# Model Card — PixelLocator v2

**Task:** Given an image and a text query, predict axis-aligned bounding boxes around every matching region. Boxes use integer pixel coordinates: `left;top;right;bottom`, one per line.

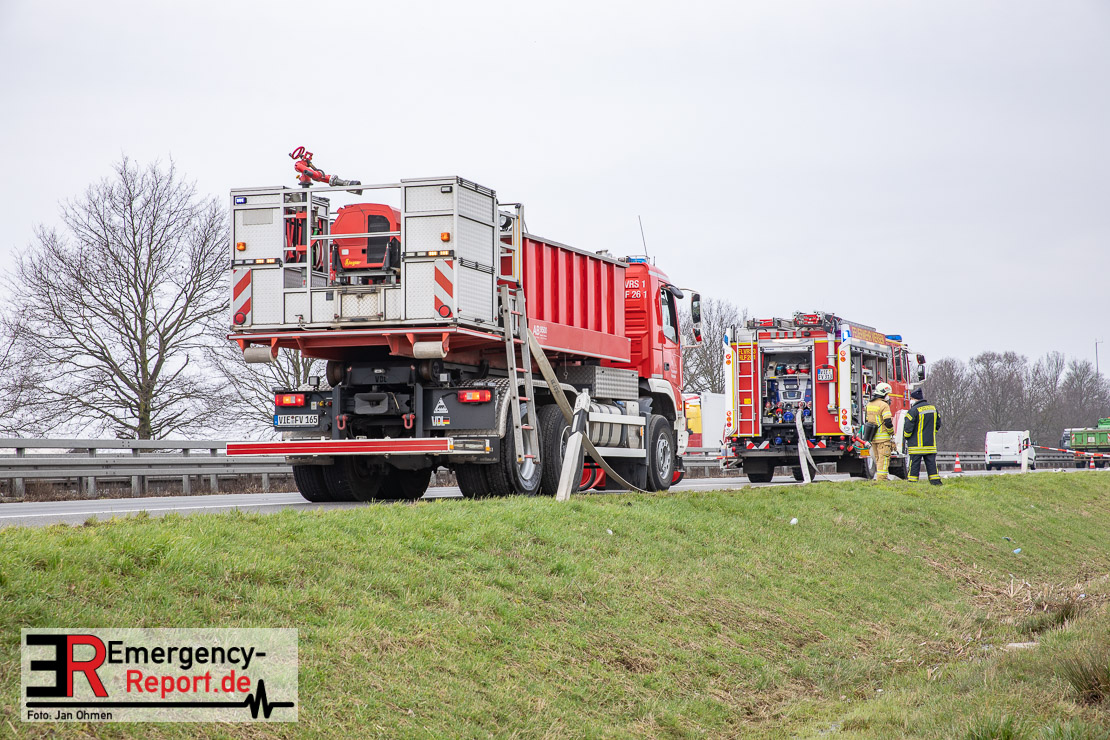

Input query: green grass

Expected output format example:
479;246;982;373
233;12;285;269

2;473;1110;738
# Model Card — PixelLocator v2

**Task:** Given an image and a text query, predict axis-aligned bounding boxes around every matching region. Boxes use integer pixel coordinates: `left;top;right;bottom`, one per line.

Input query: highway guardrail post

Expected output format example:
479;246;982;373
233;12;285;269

182;448;191;495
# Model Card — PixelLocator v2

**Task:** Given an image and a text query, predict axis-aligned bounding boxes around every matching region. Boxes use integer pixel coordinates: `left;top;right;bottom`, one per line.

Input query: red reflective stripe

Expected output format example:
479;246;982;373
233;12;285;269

227;439;453;456
238;297;251;316
233;271;251;298
434;263;454;296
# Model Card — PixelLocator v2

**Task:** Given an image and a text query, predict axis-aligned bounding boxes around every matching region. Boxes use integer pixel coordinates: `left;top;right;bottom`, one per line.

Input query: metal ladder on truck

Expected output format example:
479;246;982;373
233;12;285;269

499;284;540;467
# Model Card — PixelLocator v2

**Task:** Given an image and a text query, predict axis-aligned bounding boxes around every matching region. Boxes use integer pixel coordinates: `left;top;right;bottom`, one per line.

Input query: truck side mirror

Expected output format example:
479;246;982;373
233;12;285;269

916;366;926;381
916;354;926;364
691;293;702;343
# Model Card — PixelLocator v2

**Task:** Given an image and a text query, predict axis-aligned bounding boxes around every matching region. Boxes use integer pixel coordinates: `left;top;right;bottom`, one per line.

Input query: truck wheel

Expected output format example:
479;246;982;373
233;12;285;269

487;401;543;496
322;457;384;502
746;471;774;483
849;454;876;479
455;464;490;499
382;467;432;500
538;404;574;497
791;466;805;482
292;465;330;502
890;461;907;480
646;415;676;491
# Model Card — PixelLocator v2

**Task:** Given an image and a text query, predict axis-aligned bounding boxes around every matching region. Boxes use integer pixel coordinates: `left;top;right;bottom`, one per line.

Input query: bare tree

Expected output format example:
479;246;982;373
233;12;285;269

679;298;746;394
923;357;978;450
1027;351;1068;445
2;157;229;439
0;333;53;436
206;344;323;437
969;351;1029;434
1061;359;1110;429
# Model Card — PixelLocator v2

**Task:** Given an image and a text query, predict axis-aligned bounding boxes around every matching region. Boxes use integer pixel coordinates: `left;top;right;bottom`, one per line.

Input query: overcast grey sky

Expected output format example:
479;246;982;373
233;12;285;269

1;0;1107;365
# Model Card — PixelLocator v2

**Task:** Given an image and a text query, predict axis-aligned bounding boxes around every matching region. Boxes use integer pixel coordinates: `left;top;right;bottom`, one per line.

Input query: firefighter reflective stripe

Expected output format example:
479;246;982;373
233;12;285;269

905;402;941;454
433;259;454;317
232;268;252;323
865;399;893;440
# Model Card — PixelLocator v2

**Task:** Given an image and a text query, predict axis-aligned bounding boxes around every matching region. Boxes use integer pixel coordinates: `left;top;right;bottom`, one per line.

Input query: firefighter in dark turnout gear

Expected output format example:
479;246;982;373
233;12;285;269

904;387;942;485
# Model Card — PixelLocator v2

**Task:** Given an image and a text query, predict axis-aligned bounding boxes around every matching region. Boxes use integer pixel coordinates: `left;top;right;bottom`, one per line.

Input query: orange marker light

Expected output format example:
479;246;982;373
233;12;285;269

457;389;492;403
236;242;247;251
440;232;451;242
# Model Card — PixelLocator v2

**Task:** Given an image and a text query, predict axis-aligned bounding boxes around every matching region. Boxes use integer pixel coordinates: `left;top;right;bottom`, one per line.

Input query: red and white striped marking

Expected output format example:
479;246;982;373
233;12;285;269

227;438;455;456
1034;445;1110;459
433;259;454;318
232;268;252;325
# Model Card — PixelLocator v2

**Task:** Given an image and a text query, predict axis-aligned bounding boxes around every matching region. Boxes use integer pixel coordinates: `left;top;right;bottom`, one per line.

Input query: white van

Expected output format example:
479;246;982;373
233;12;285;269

985;431;1036;471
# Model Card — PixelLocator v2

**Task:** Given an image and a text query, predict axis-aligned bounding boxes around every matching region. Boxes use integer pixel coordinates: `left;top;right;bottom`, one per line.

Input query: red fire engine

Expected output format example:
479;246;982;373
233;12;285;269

224;150;701;501
722;312;925;481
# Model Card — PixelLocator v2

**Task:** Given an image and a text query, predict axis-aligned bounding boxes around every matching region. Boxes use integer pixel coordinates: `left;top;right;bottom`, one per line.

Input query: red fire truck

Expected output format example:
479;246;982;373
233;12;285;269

225;152;701;501
722;312;925;482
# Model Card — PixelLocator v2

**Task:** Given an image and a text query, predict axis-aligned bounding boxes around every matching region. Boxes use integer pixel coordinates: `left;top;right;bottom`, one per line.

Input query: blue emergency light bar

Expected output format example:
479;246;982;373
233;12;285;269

885;334;903;342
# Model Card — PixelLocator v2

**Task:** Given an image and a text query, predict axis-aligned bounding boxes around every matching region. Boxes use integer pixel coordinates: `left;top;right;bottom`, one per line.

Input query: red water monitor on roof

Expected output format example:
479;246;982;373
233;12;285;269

289;146;363;193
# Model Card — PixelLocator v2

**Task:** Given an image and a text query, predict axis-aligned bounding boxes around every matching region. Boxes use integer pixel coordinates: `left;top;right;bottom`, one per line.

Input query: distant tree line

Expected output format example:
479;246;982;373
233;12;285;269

923;352;1110;451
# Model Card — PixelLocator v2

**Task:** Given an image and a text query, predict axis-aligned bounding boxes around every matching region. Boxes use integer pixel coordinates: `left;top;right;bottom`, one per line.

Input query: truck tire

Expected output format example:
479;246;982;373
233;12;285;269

746;471;774;483
292;464;330;503
889;460;907;480
791;466;805;482
538;404;572;497
455;464;490;499
322;457;383;502
847;454;876;480
487;401;543;496
383;467;433;501
646;415;676;491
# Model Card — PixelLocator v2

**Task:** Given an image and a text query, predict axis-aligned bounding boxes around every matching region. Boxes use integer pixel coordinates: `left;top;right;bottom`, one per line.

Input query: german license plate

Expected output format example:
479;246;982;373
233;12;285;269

817;368;834;381
275;414;319;427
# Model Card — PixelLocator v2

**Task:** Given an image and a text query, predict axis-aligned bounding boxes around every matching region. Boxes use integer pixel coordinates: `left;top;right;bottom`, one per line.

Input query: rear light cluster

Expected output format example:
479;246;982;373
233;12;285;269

458;389;491;403
275;393;305;407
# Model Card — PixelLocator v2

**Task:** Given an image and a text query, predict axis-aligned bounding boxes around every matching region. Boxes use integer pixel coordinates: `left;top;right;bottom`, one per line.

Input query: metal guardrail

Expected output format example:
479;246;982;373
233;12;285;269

0;439;291;499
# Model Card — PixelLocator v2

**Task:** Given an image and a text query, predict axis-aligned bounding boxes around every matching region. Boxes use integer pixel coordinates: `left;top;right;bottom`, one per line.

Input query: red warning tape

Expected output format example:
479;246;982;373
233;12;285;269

1034;445;1110;459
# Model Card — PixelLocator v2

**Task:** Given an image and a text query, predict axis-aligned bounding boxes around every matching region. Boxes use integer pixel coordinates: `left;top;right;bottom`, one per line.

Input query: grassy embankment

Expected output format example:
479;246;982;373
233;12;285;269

2;473;1109;738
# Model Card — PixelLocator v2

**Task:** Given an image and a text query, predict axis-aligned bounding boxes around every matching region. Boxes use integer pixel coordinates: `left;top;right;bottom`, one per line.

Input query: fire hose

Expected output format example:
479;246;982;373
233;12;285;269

525;329;651;495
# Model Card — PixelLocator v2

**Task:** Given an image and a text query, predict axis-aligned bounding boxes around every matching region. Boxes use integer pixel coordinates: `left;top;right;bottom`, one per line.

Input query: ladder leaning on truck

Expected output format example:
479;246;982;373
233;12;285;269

224;150;702;501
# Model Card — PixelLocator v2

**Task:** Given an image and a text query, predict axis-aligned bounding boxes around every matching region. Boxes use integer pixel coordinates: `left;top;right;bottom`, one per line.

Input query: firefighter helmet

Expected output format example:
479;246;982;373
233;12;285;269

874;382;893;398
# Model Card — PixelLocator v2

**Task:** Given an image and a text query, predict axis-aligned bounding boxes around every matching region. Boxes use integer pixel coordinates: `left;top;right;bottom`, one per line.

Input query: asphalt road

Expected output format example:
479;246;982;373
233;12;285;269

0;467;1085;529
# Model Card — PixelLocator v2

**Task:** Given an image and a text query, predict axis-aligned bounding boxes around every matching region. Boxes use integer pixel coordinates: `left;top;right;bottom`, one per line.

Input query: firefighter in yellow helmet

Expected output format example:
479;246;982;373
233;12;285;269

864;382;895;480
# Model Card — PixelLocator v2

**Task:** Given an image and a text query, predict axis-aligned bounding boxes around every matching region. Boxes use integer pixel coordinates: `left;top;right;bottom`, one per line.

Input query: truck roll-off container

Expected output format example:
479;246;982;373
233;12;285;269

225;150;701;501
